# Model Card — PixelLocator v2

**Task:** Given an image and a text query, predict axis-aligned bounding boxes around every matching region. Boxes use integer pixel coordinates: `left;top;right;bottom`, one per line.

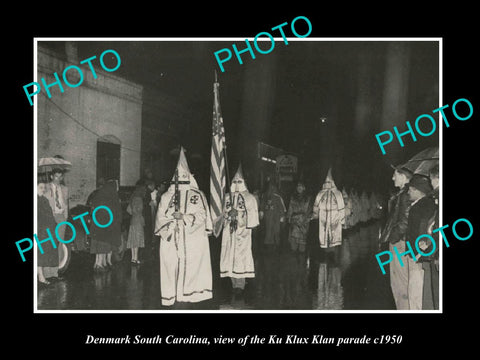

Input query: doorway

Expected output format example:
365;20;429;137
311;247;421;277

96;136;121;185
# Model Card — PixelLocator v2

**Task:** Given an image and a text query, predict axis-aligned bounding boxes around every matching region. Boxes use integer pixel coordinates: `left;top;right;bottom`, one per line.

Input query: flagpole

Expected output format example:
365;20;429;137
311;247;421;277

224;146;232;204
220;102;235;233
214;70;232;204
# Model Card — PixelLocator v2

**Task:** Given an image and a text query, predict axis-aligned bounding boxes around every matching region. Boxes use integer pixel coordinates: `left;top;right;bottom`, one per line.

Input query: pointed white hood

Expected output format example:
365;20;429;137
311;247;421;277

168;147;199;193
322;168;337;190
230;164;248;193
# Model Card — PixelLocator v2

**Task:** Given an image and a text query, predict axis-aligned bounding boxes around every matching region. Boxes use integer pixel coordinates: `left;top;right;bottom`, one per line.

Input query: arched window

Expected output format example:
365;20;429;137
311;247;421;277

97;135;121;185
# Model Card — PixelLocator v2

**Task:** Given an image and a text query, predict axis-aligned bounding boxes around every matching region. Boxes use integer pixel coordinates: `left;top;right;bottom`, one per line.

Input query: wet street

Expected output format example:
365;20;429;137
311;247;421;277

37;220;395;311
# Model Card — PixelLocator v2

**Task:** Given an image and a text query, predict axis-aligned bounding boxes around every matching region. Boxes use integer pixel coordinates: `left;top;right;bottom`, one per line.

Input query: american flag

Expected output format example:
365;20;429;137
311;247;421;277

210;80;227;237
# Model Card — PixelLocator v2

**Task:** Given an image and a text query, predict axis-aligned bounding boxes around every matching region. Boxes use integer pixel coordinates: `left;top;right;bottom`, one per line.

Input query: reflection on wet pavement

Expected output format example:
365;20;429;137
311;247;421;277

314;263;343;310
37;220;395;310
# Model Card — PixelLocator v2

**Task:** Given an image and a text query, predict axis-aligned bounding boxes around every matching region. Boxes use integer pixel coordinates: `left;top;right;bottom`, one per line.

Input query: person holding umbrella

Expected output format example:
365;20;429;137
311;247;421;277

379;146;438;310
401;148;439;310
44;167;69;280
422;164;440;309
37;180;59;285
38;156;72;279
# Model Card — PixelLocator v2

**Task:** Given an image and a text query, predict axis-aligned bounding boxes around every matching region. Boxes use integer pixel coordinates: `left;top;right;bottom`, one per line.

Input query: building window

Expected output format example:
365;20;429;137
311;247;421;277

97;136;120;185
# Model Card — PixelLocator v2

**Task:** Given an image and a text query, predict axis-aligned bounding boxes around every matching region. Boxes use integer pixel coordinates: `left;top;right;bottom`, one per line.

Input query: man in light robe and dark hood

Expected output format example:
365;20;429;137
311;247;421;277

155;148;213;307
312;168;346;250
220;165;259;296
287;181;311;253
260;181;287;250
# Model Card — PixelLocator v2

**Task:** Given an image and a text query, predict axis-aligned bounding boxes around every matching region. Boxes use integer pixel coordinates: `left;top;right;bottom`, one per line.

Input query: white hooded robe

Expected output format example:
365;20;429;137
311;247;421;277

155;148;213;306
313;169;345;248
220;166;259;279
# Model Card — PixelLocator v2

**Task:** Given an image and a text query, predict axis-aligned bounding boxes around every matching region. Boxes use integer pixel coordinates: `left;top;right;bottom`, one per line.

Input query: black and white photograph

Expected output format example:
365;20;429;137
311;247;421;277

32;39;440;312
5;9;479;355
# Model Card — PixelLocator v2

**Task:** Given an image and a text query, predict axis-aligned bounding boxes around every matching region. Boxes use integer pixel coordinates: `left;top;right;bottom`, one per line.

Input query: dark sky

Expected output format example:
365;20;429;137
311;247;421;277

40;40;439;193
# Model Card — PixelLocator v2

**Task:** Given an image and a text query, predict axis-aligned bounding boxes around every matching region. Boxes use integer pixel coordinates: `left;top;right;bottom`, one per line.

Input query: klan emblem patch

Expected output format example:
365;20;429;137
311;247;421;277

238;198;245;209
190;194;199;204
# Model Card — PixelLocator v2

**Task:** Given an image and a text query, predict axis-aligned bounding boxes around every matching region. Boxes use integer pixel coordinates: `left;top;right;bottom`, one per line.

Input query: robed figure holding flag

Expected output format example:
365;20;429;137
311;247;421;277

220;165;259;294
155;147;213;306
210;72;227;238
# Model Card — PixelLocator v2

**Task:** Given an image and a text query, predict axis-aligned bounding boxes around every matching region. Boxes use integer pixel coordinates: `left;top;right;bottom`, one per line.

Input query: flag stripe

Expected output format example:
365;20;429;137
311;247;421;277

212;141;224;160
211;164;224;181
209;81;227;238
210;198;222;218
210;167;224;201
210;179;223;203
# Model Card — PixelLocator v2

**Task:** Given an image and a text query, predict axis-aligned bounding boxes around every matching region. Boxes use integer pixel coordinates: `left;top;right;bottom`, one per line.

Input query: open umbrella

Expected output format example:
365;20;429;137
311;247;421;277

401;146;438;176
38;157;72;182
38;157;72;172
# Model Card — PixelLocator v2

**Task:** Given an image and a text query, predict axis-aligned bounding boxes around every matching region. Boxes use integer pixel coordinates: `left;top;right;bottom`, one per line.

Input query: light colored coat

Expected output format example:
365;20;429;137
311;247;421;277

45;182;69;221
220;191;259;279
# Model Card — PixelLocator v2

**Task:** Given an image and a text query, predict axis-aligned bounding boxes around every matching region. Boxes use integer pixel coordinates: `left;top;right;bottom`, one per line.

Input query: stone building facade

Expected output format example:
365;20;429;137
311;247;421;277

37;44;143;208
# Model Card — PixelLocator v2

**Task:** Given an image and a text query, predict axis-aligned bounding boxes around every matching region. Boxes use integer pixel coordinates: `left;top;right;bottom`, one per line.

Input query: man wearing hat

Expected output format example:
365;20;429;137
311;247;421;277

44;167;69;280
379;165;413;310
405;174;435;310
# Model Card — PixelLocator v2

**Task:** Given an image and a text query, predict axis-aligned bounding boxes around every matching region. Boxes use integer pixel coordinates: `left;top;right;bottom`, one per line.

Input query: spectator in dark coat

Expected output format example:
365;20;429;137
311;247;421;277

421;165;440;309
379;166;412;310
37;181;59;285
143;179;157;258
405;174;435;310
89;179;122;271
